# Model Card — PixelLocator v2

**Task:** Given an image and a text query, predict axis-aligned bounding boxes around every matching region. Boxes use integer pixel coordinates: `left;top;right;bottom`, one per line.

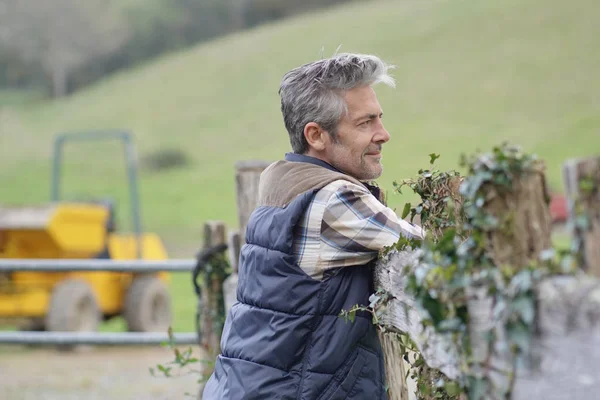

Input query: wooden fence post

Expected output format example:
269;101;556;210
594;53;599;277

375;161;554;398
482;163;553;268
223;160;271;313
376;177;465;400
378;331;410;400
234;160;272;246
563;156;600;276
198;220;227;394
224;230;240;312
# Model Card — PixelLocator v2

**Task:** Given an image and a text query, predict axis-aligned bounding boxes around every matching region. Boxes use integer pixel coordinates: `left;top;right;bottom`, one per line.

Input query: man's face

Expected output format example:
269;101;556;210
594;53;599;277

324;85;391;180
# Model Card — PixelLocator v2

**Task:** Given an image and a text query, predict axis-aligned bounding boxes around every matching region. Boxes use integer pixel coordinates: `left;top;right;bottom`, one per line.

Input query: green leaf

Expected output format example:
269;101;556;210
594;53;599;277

157;364;172;377
444;381;461;396
413;357;424;368
437;317;462;332
429;153;441;164
401;203;412;219
512;296;535;325
579;178;595;194
508;322;531;350
539;248;556;262
369;294;381;308
348;310;356;323
468;376;488;400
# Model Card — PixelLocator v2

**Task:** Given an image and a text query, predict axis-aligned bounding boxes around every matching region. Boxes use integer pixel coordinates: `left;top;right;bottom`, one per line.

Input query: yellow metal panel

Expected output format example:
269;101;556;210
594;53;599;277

0;288;49;317
108;234;170;283
108;234;168;260
5;271;126;316
0;230;61;259
48;204;109;257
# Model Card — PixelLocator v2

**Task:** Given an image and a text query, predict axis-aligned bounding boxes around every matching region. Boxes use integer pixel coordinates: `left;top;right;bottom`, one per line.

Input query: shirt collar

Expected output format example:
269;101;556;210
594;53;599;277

284;152;344;174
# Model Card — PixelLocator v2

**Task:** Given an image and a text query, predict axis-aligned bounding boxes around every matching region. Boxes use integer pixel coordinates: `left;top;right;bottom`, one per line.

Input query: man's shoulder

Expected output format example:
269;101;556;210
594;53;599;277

260;161;366;207
314;179;373;203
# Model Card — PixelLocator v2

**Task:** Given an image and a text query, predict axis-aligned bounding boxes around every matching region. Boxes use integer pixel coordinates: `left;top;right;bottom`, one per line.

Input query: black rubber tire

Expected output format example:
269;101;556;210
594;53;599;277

124;276;172;332
45;279;101;332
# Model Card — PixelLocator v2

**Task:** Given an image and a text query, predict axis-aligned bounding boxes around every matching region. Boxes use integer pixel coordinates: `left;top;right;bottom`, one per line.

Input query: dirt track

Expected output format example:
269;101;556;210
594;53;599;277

0;345;204;400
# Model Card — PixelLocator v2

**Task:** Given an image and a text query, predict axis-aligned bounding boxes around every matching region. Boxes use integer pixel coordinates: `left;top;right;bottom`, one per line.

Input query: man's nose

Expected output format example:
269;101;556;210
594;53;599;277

374;121;390;143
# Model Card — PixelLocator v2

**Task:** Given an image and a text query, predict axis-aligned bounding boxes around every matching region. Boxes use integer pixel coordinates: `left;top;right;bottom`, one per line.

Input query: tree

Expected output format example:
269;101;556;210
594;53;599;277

0;0;129;97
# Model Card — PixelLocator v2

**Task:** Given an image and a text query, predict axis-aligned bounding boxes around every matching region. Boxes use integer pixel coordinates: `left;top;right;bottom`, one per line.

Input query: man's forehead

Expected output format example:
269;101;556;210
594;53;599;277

344;86;381;106
344;88;382;117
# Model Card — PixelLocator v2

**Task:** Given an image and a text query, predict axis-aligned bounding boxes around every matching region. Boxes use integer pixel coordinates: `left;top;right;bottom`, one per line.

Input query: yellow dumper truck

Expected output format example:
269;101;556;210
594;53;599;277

0;131;172;333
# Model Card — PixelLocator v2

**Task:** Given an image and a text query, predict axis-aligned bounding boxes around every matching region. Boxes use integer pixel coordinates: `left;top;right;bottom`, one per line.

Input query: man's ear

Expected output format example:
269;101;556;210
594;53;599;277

304;122;326;151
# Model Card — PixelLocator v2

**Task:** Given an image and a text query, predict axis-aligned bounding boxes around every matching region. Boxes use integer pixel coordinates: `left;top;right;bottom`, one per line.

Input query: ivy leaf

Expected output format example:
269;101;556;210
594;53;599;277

369;293;381;308
402;203;412;219
346;310;356;323
444;381;461;396
157;364;172;377
437;317;462;332
468;376;488;400
579;177;595;194
349;311;356;323
511;270;532;292
429;153;440;164
512;296;535;325
508;322;531;350
539;248;556;262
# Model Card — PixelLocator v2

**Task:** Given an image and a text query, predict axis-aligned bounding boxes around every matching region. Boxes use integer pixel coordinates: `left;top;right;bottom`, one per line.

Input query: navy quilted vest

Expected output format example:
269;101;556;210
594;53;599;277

202;155;387;400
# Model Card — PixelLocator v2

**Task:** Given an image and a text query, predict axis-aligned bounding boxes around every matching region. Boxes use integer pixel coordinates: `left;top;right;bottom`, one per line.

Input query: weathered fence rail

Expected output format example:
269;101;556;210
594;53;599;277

376;250;600;399
0;331;198;345
0;258;196;272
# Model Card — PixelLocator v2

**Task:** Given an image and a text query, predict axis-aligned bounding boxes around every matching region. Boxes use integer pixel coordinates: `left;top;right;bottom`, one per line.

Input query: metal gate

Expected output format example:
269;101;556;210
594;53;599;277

0;258;199;346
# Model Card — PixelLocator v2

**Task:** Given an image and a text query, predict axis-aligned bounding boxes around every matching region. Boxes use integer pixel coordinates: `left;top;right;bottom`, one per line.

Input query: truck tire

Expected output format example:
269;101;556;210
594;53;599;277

124;275;172;332
45;279;101;332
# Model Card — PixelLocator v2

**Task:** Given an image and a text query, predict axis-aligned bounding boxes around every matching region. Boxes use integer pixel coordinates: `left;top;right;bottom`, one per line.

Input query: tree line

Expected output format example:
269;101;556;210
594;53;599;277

0;0;353;98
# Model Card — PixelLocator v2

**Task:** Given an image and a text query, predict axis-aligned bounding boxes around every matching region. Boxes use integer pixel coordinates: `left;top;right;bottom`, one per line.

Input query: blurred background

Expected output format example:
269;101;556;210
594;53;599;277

0;0;598;398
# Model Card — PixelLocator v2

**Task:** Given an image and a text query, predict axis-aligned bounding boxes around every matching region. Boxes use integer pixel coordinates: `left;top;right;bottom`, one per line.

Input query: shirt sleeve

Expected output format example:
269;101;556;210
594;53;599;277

319;183;425;267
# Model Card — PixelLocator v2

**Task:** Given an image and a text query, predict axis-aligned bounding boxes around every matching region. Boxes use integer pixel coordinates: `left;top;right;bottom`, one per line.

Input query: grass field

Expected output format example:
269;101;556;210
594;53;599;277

1;0;599;333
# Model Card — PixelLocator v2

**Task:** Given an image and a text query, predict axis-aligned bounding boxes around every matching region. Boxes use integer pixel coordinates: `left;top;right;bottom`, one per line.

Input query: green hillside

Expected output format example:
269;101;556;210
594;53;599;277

1;0;599;256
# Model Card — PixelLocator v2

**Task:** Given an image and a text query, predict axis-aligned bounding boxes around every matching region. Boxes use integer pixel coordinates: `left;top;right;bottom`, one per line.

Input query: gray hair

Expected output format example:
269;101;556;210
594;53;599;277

278;53;396;154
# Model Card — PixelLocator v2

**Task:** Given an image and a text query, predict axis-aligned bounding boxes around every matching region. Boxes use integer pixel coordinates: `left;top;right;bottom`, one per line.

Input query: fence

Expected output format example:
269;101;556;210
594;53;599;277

0;258;199;346
8;149;595;399
0;160;269;361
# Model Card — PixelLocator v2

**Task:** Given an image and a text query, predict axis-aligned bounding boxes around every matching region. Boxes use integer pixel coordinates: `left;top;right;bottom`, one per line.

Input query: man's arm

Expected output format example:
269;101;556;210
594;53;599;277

319;182;425;267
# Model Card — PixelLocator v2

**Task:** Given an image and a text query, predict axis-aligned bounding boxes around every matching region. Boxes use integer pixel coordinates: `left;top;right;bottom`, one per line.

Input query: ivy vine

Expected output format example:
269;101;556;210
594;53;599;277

406;144;578;399
348;143;580;400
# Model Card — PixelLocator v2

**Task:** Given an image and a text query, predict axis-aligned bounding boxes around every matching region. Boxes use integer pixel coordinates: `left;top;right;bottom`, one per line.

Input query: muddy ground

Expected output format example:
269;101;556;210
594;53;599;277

0;344;205;400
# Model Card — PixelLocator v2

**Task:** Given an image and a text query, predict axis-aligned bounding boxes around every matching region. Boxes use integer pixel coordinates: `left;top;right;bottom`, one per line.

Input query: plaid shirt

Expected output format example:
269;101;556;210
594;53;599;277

293;179;425;280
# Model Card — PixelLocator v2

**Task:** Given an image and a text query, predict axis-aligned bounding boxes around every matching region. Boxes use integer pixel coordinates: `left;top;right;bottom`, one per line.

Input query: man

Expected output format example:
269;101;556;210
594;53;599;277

203;53;425;399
